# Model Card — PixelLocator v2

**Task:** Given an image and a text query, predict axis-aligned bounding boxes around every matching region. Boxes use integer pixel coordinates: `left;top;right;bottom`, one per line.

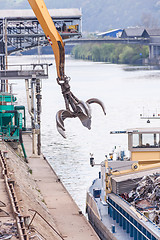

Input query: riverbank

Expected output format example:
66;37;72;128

0;134;99;240
72;43;149;65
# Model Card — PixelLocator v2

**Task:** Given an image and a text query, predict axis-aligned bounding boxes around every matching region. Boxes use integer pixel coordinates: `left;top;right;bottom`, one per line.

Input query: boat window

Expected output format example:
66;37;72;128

142;134;154;146
133;133;160;148
133;134;139;147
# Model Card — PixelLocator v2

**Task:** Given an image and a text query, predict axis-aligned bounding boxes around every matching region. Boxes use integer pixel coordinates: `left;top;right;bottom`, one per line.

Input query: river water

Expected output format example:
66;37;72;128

8;55;160;213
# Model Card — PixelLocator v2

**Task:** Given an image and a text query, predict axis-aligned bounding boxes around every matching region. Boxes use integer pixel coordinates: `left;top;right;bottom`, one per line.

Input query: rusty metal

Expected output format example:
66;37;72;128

0;150;29;240
56;76;106;138
28;211;36;228
28;209;65;240
0;208;9;217
0;200;6;207
124;173;160;226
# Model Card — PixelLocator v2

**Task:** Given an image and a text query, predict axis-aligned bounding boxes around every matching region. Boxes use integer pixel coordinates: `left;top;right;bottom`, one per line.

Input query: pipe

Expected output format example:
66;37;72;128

25;79;34;119
15;106;26;129
19;129;27;162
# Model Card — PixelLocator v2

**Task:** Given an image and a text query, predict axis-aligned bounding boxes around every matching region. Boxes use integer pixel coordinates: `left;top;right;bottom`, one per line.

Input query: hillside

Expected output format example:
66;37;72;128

1;0;160;32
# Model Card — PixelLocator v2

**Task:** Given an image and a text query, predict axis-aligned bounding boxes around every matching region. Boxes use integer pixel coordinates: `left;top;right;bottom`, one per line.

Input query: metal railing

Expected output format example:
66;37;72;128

0;63;49;80
28;209;65;240
108;196;158;240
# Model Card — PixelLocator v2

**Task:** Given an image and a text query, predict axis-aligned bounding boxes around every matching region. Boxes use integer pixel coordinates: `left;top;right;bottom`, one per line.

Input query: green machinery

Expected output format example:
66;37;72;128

0;63;48;159
0;91;27;160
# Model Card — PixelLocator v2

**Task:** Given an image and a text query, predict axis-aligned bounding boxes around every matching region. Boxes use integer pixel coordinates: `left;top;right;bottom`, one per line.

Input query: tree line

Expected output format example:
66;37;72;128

72;43;149;65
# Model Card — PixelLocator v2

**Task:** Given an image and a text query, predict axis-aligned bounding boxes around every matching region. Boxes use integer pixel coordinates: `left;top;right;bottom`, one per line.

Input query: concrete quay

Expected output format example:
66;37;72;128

0;135;99;240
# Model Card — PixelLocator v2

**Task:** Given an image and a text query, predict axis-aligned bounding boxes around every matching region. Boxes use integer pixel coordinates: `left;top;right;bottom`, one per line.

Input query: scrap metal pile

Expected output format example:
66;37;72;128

120;173;160;226
0;220;17;239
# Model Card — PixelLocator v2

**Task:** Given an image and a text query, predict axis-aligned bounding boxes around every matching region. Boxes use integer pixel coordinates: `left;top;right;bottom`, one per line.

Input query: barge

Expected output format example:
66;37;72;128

86;128;160;240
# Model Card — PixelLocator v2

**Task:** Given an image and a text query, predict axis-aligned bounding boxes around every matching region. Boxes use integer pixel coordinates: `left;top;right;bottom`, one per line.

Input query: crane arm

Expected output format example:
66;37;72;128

28;0;106;138
28;0;64;80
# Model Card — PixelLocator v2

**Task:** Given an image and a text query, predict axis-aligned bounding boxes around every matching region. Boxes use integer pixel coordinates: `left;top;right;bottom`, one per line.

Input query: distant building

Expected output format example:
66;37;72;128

146;29;160;36
146;29;160;44
146;29;160;61
97;29;123;38
121;28;149;38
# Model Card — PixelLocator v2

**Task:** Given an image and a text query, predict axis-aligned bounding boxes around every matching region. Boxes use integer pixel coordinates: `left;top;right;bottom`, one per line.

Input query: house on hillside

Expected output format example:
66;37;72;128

121;28;149;38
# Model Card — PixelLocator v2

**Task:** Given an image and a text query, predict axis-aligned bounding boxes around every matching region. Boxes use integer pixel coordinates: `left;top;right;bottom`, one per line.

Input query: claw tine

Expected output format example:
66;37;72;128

57;126;66;138
56;110;66;138
77;100;91;117
87;98;106;115
56;110;65;131
56;109;76;138
79;115;91;129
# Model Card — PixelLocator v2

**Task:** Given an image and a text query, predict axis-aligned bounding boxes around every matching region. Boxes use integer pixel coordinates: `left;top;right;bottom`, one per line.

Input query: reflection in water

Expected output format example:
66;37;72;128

8;55;160;213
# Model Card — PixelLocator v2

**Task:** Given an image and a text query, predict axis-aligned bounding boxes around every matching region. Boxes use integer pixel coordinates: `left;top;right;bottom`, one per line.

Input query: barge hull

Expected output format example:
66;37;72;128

86;192;117;240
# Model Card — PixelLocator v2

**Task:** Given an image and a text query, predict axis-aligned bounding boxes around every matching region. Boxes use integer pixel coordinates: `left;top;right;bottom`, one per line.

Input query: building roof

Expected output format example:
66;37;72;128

0;9;82;20
129;28;144;36
110;128;160;134
122;28;149;37
146;29;160;36
123;28;145;37
126;128;160;134
97;29;123;36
